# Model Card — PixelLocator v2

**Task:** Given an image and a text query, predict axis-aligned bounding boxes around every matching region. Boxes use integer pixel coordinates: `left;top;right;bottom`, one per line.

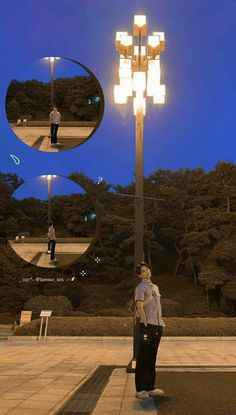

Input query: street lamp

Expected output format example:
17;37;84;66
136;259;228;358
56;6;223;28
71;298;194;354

42;175;57;224
43;57;60;109
114;15;166;369
114;16;165;267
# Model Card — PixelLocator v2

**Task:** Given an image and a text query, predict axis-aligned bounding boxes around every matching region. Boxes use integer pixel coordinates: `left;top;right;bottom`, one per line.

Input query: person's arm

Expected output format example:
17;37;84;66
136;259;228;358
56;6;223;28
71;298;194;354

136;301;148;327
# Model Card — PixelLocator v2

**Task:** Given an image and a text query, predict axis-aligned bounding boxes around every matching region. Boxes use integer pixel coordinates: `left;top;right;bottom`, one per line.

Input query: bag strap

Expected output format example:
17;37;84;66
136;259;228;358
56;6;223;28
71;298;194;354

143;294;153;307
134;294;153;317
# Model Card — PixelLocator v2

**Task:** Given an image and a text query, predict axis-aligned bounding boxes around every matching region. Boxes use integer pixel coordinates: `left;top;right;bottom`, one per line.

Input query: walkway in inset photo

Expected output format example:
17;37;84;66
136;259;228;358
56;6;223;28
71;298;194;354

12;125;94;152
9;238;92;268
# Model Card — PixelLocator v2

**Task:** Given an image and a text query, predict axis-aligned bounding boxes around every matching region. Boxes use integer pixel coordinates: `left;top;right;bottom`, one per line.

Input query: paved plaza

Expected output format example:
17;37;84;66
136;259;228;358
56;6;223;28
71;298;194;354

11;127;94;152
0;336;235;414
9;241;91;268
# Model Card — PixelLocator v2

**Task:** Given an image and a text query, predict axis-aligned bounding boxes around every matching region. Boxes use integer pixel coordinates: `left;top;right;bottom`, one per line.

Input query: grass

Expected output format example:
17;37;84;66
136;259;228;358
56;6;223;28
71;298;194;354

14;317;236;337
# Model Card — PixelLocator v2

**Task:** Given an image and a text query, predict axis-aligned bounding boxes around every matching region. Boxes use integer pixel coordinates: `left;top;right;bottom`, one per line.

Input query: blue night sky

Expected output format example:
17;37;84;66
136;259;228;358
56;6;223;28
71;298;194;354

0;0;236;192
12;175;86;201
14;57;89;83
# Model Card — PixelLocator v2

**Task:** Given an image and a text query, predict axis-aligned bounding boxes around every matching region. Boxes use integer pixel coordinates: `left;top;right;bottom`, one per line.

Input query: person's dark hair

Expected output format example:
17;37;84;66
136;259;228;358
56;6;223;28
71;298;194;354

49;221;53;226
136;261;150;276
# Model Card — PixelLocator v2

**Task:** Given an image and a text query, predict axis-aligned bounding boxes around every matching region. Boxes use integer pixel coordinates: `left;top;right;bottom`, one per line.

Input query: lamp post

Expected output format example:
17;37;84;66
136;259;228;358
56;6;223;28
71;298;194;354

114;15;166;368
42;175;57;224
44;57;60;109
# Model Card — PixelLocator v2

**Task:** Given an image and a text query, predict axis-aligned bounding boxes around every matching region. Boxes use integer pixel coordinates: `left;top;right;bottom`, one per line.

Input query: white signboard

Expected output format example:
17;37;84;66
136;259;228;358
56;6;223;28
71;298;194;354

40;310;52;317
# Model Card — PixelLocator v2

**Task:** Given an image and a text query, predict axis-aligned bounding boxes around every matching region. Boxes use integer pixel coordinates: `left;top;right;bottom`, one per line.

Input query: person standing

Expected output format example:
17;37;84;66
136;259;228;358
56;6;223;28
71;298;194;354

48;222;57;263
134;261;165;399
49;106;61;145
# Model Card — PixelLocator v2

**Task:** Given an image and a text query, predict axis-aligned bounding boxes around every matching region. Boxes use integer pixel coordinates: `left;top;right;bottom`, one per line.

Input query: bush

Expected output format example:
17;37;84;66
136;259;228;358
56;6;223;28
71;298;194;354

13;317;236;337
23;295;73;319
0;312;16;324
91;308;131;317
161;298;183;316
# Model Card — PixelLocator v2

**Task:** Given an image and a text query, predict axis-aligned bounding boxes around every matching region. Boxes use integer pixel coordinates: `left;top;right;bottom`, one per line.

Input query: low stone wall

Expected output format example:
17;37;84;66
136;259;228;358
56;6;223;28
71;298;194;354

11;121;97;127
12;237;93;244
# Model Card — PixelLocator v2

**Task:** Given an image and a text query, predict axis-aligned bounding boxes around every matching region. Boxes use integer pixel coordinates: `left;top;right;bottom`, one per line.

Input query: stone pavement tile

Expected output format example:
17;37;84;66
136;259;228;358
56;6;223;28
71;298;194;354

93;409;121;415
102;386;126;397
120;396;157;414
95;400;122;412
0;409;11;415
51;379;80;386
124;386;136;397
0;387;16;395
98;397;123;405
0;391;36;400
108;378;126;385
25;378;54;385
39;387;72;395
25;392;64;402
18;399;57;410
8;409;50;415
0;400;24;408
12;385;43;392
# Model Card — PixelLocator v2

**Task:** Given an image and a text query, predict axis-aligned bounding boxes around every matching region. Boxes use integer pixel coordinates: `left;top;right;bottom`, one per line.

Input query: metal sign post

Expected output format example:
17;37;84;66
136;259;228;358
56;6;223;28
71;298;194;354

38;310;52;341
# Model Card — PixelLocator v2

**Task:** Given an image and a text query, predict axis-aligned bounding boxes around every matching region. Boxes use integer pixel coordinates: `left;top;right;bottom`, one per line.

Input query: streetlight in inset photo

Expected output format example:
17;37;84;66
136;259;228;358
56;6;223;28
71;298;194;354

114;15;166;269
42;175;57;224
43;57;60;109
114;14;166;369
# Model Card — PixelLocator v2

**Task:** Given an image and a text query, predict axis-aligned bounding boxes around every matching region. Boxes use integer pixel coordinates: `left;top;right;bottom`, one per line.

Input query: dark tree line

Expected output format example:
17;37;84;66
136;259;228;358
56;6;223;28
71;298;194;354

1;163;236;317
6;76;101;121
0;187;96;240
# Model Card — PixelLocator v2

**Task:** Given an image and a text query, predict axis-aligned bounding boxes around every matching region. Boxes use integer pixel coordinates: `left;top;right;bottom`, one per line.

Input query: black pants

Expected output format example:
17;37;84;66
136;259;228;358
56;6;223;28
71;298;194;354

135;323;163;392
50;123;59;143
50;240;56;260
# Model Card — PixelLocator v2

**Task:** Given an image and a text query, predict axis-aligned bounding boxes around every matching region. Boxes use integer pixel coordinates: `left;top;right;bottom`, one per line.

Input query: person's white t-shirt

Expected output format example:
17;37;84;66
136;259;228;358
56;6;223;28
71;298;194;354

48;226;56;240
50;110;61;124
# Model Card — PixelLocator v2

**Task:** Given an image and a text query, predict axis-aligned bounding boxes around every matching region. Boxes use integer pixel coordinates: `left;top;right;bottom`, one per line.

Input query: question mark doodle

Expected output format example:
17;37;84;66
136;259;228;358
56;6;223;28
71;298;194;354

97;177;103;184
10;154;20;165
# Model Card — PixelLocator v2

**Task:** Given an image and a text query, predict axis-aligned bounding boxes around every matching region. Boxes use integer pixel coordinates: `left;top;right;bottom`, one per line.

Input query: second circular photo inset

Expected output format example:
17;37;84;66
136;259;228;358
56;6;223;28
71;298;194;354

8;175;98;268
5;57;104;152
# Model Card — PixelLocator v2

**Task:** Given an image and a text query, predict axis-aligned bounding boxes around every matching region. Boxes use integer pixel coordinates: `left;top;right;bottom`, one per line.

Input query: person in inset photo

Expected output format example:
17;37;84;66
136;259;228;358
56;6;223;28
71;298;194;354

134;261;165;399
48;222;57;263
49;106;61;146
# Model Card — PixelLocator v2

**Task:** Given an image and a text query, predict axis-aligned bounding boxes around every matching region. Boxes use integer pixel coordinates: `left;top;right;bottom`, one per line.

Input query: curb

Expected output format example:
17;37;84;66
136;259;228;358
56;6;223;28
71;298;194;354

8;336;236;341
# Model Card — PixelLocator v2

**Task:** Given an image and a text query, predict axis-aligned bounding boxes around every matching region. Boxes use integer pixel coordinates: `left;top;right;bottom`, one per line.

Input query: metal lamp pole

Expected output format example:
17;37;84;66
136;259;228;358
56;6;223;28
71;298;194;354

42;175;57;224
50;58;55;109
114;15;166;369
44;57;60;109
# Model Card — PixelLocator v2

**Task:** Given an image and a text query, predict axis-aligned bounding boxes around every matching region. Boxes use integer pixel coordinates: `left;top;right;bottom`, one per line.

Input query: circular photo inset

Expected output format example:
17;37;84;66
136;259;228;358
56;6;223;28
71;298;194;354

5;57;104;152
8;175;98;268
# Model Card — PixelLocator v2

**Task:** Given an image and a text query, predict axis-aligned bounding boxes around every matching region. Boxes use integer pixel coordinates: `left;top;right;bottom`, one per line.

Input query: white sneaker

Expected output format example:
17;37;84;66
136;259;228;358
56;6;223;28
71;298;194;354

147;388;164;396
136;390;149;399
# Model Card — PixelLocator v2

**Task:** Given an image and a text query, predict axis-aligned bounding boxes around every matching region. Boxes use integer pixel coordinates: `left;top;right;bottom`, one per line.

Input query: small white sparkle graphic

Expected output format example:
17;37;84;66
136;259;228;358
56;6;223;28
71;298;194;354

95;257;101;263
80;270;86;277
